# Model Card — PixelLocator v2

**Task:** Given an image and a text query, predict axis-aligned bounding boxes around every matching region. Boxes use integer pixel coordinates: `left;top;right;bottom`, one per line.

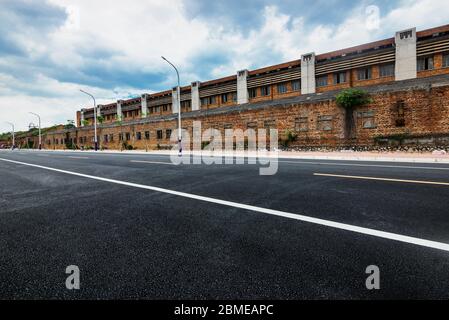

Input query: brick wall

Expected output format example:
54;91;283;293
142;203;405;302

45;76;449;150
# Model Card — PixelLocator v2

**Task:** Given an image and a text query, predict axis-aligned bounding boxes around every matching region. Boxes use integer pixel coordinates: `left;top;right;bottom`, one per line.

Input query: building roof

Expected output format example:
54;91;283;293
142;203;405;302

80;23;449;113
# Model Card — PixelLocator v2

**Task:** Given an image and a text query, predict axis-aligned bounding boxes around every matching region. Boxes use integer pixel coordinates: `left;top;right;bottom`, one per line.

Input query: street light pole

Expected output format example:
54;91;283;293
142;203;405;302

162;56;182;155
29;112;42;150
80;89;99;151
5;122;15;149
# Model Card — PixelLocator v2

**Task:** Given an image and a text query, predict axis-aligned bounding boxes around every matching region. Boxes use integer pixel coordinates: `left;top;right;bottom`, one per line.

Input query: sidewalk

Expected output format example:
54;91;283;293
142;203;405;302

4;148;449;164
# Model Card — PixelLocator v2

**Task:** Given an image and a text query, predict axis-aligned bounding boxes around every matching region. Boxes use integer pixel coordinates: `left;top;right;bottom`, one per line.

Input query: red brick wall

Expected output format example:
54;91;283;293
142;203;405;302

48;82;449;150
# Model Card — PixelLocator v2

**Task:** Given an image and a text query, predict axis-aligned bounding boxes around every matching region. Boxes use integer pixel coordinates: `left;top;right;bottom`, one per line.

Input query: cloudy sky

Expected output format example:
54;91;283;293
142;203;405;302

0;0;448;133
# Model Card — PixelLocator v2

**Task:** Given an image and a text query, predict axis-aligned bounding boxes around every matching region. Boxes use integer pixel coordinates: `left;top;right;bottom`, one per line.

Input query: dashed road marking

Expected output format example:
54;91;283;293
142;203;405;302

314;173;449;186
130;160;176;165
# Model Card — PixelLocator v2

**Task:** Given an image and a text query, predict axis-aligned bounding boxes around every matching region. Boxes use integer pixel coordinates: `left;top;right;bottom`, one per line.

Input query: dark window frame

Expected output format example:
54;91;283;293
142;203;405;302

291;80;301;91
295;117;309;132
277;83;288;94
316;75;328;87
260;85;271;96
379;63;395;78
333;72;347;84
417;55;434;71
443;52;449;68
357;67;372;80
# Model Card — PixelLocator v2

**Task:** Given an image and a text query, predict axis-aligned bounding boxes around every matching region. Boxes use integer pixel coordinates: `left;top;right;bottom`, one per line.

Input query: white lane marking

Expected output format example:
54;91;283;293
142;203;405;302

67;156;89;159
1;157;449;253
314;173;449;186
130;160;176;166
278;160;449;171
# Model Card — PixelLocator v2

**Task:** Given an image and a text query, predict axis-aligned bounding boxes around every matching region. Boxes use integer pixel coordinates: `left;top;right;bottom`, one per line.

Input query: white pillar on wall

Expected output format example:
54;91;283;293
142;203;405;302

141;94;149;117
191;81;200;111
80;109;85;127
395;27;417;81
172;87;179;114
301;53;316;95
116;100;123;120
237;69;249;104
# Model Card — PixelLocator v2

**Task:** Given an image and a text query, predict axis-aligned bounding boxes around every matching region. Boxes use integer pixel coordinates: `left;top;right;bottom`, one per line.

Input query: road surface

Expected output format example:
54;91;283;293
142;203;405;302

0;149;449;299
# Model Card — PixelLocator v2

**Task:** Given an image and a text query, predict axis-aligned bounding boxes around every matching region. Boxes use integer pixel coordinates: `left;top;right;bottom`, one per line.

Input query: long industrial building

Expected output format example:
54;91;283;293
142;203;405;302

20;24;449;150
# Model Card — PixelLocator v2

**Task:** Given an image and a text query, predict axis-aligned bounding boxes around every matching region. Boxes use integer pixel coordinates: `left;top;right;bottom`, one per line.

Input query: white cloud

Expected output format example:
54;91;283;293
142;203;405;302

1;0;447;133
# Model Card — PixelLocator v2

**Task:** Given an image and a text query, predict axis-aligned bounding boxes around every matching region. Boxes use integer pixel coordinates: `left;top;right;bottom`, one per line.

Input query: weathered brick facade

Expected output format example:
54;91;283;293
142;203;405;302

38;74;449;151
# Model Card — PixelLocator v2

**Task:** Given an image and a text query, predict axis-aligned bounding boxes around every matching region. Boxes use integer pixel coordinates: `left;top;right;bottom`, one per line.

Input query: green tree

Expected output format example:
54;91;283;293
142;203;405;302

336;89;373;140
65;120;75;130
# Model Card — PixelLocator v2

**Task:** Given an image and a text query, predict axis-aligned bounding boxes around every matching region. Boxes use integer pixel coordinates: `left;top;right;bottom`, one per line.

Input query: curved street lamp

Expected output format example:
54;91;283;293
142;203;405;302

80;89;99;151
162;56;182;155
29;112;42;150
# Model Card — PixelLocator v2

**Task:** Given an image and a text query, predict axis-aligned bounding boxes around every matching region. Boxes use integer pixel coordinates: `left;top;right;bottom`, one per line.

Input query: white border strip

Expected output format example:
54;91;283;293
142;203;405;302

1;157;449;252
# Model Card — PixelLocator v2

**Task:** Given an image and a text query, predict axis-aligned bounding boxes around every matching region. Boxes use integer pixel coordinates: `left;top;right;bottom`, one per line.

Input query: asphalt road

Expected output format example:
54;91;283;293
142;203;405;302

1;149;449;299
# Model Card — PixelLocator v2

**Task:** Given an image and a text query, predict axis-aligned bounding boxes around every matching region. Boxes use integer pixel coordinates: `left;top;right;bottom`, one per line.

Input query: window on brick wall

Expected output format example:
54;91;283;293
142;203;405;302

333;72;347;84
247;122;258;129
260;86;271;96
277;83;288;94
318;115;333;131
162;105;168;112
145;131;150;140
248;88;257;98
295;117;308;132
104;135;109;143
417;56;434;71
443;53;449;68
291;80;301;91
119;133;123;141
379;63;395;77
316;75;328;87
221;93;228;103
125;133;131;141
210;96;217;105
109;134;114;142
166;129;172;139
157;130;163;140
181;100;191;111
232;92;237;102
357;67;372;80
357;111;376;129
201;97;209;106
136;132;142;140
264;120;276;129
395;100;406;127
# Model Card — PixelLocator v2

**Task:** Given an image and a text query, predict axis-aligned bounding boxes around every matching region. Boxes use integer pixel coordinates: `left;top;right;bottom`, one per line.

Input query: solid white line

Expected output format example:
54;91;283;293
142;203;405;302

67;156;89;159
1;157;449;252
130;160;176;165
314;173;449;186
278;160;449;171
